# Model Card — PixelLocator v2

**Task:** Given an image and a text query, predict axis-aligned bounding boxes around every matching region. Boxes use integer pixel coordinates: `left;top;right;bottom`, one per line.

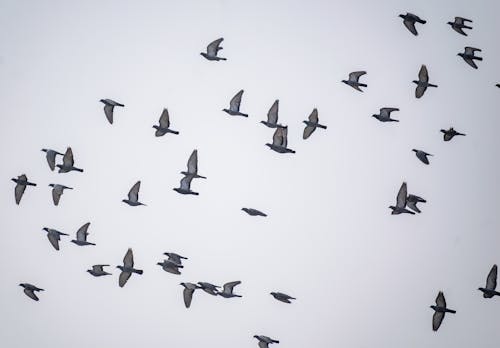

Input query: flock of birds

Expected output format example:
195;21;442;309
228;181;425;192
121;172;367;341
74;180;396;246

10;11;500;347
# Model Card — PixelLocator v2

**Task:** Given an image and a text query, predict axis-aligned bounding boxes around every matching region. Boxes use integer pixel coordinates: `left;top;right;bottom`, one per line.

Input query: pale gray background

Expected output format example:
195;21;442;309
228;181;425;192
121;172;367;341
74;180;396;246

1;0;499;347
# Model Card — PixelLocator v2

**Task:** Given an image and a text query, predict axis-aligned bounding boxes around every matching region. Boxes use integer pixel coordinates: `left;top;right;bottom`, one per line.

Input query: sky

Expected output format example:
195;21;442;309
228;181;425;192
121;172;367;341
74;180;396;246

1;0;500;347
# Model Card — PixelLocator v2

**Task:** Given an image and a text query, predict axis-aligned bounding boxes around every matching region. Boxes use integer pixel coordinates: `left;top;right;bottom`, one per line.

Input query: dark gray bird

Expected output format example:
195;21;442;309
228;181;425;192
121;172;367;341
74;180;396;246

342;71;367;92
42;227;69;250
122;181;146;206
266;127;295;154
180;282;201;308
173;175;199;195
447;17;473;36
100;99;124;124
200;38;226;61
116;248;143;287
87;264;112;277
413;65;437;98
71;222;95;246
11;174;36;205
242;208;267;217
261;100;286;128
303;108;327;139
153;108;179;136
197;282;220;295
372;107;399;122
41;149;64;171
253;335;279;348
164;252;188;266
406;194;426;214
430;291;456;331
270;292;296;303
157;259;184;275
181;150;206;179
478;264;500;298
389;182;415;215
399;12;426;36
218;281;242;298
412;149;433;165
496;84;500;88
48;184;73;206
223;90;248;117
440;127;466;141
19;283;44;301
56;147;83;173
458;47;482;69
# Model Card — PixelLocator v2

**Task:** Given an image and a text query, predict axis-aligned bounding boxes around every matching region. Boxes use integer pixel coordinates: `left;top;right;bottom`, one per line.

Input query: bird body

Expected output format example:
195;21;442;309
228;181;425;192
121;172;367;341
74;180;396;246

41;149;64;171
223;90;248;117
12;174;36;204
122;181;146;206
389;182;415;215
373;107;399;122
413;65;437;98
164;252;188;266
270;292;296;303
87;265;111;277
157;260;183;275
479;264;500;298
447;17;473;36
181;150;206;179
117;248;143;287
302;108;327;139
153;108;179;136
412;149;433;165
56;147;83;173
71;222;95;246
100;99;124;124
201;38;226;61
342;71;367;92
458;47;482;69
441;127;465;141
218;281;242;298
42;227;69;250
261;100;286;128
242;208;267;217
254;335;279;348
19;283;44;301
49;184;73;206
266;127;295;153
399;12;426;35
174;175;199;195
430;291;456;331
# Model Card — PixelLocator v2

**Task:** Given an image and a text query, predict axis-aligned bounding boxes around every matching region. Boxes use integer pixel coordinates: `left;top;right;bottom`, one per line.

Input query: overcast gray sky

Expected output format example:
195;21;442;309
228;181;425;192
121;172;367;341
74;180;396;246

1;0;500;347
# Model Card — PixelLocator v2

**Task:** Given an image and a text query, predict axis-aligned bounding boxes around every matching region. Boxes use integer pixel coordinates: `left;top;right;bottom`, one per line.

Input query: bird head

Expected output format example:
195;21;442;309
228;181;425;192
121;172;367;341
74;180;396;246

48;184;55;188
42;227;49;232
253;335;259;339
372;114;378;118
41;149;48;152
447;21;453;26
398;14;405;19
156;262;163;266
341;80;347;84
412;149;418;153
116;266;123;270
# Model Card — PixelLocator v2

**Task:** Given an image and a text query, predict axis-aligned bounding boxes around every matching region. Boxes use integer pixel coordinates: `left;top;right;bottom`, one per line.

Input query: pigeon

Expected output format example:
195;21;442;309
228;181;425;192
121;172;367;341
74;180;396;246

181;150;206;179
87;265;112;277
303;108;327;139
122;181;146;206
11;174;36;205
372;107;399;122
253;335;279;348
458;47;482;69
412;149;433;165
218;281;242;298
342;71;367;92
447;17;473;36
41;149;64;171
223;90;248;117
116;248;143;287
270;292;296;303
242;208;267;217
164;252;188;266
413;65;438;98
71;222;95;246
406;194;426;214
261;100;286;128
440;127;465;141
48;184;73;206
100;99;124;124
153;108;179;136
157;259;184;275
56;147;83;173
19;283;44;301
174;175;199;195
197;282;220;295
266;127;295;154
200;38;226;61
478;264;500;298
399;12;426;36
389;182;415;215
180;282;200;308
42;227;69;250
430;291;456;331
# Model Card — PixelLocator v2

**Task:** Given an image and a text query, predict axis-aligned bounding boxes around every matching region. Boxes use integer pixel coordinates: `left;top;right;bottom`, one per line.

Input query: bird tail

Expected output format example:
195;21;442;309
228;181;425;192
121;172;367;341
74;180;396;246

273;340;280;344
134;269;144;275
75;168;84;172
241;113;249;117
475;57;483;61
219;58;227;61
196;174;207;179
448;309;456;314
428;83;438;88
27;182;37;186
317;124;327;129
359;83;367;87
168;130;180;135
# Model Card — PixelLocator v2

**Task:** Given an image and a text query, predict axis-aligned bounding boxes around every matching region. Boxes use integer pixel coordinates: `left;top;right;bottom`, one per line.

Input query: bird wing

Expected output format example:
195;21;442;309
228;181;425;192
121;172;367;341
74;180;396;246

46;151;57;171
123;248;134;267
47;232;60;250
128;181;141;202
464;47;481;55
308;108;319;123
267;100;279;124
403;19;418;35
272;127;284;147
62;147;75;167
76;222;90;241
52;186;63;206
119;271;131;287
223;281;241;294
452;26;467;36
281;127;288;147
15;183;26;205
349;71;366;82
432;311;444;331
158;108;170;128
463;57;478;69
416;151;429;164
396;182;408;208
486;264;498;290
183;287;195;308
436;291;446;307
229;90;244;111
180;175;193;190
415;85;427;99
167;253;183;265
418;65;429;83
207;38;224;56
406;200;421;213
457;17;472;23
187;150;198;174
93;265;108;272
258;342;269;348
380;108;399;117
303;125;316;140
24;288;39;301
104;104;114;124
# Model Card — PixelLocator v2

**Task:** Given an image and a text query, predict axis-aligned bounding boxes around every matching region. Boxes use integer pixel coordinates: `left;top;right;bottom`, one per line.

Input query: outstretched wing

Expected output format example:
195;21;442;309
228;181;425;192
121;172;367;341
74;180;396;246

46;151;58;171
47;232;60;250
104;104;114;124
183;288;195;308
416;85;427;99
418;65;429;83
303;125;316;140
258;342;270;348
158;108;170;128
119;271;131;287
128;181;141;202
223;281;241;294
52;186;63;206
187;150;198;175
207;38;224;56
24;288;39;301
76;222;90;241
396;182;407;208
180;175;193;190
486;264;498;290
229;90;244;111
308;108;319;123
267;100;279;124
436;291;446;307
62;147;74;167
432;311;444;331
15;183;26;205
349;71;366;82
463;57;478;69
403;19;418;35
123;248;134;267
464;47;481;55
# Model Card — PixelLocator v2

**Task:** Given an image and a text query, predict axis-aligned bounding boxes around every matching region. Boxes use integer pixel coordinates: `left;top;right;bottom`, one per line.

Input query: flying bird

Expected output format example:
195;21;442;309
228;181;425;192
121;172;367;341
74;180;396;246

48;184;73;206
266;127;295;154
458;47;482;69
164;252;188;266
100;99;124;124
440;127;466;141
197;282;220;296
153;108;179;136
412;149;433;165
342;71;367;92
303;108;327;139
200;38;226;61
253;335;279;348
430;291;456;331
478;264;500;298
157;259;184;275
180;282;200;308
270;292;296;304
181;150;206;179
389;182;415;215
19;283;44;301
399;12;426;36
87;265;112;277
447;17;473;36
218;281;242;298
372;107;400;122
122;181;146;206
406;194;426;214
56;147;83;173
11;174;36;205
223;90;248;117
42;227;69;251
116;248;143;287
242;208;267;217
413;65;437;98
261;100;286;128
173;175;199;195
71;222;95;246
41;149;64;171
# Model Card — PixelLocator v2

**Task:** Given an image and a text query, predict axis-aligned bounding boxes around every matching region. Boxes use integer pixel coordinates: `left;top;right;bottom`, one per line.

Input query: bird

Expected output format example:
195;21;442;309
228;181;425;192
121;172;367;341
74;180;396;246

413;65;437;98
181;149;206;179
200;38;226;61
48;184;73;206
197;282;220;295
253;335;279;348
406;194;426;214
478;264;500;298
223;90;248;117
173;175;199;195
41;148;64;171
266;127;295;154
180;282;200;308
496;84;500;88
153;108;179;136
389;182;415;215
412;149;433;165
261;100;286;128
122;181;146;206
242;208;267;217
11;174;36;205
372;107;400;122
303;108;327;139
71;222;95;246
100;99;124;124
116;248;143;287
157;259;184;275
399;12;426;36
447;17;473;36
56;147;83;173
430;291;456;331
164;252;188;266
42;227;69;250
218;281;242;298
458;47;482;69
342;71;367;92
87;265;112;277
270;292;296;303
19;283;44;301
440;127;466;141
